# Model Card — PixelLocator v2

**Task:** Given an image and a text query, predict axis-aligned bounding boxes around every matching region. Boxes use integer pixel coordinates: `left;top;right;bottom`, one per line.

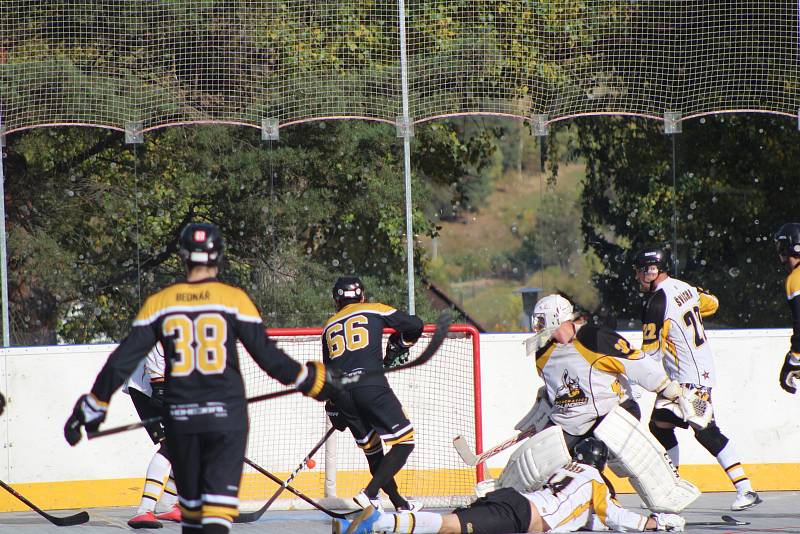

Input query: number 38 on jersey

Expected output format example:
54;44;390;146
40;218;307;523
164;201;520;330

163;313;228;376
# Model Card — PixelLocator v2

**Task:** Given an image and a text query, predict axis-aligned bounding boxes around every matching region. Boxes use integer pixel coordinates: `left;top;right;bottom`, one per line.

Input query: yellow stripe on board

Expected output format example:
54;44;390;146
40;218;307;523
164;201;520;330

487;463;800;493
0;468;477;512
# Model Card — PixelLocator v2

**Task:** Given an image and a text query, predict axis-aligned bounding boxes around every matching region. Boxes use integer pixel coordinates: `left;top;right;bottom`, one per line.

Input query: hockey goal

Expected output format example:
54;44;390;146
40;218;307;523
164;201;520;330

238;323;482;510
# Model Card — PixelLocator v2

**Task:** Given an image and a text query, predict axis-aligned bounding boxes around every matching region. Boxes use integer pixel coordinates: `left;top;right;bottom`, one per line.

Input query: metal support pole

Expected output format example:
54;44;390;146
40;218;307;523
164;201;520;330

397;0;415;313
0;115;9;346
664;112;681;276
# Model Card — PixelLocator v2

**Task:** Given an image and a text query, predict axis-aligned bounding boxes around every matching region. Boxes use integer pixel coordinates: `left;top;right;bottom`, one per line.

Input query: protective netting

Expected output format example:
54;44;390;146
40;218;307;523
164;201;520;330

239;325;481;509
0;1;796;135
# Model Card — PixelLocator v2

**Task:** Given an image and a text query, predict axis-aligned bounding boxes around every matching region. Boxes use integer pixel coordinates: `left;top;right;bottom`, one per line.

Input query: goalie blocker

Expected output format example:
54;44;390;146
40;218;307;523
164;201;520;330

594;405;700;513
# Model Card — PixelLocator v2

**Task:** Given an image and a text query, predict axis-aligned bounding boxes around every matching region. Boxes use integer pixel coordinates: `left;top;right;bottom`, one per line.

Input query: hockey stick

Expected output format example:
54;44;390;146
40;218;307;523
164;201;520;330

235;426;336;523
240;457;354;519
89;311;452;440
453;427;537;466
686;515;750;527
0;479;90;526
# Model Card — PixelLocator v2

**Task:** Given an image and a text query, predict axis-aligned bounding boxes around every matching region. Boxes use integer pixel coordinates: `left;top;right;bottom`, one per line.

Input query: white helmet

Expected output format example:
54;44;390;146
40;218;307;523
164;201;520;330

531;294;574;334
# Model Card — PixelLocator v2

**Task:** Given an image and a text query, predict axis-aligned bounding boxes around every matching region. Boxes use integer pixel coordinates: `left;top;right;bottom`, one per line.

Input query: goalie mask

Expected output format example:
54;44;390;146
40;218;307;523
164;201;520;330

333;276;365;307
573;437;609;471
775;223;800;263
531;294;574;334
178;223;224;267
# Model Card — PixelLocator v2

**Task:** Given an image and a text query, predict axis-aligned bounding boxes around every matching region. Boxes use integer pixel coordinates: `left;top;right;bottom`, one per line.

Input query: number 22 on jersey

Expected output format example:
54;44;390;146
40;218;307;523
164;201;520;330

326;315;370;358
163;313;228;376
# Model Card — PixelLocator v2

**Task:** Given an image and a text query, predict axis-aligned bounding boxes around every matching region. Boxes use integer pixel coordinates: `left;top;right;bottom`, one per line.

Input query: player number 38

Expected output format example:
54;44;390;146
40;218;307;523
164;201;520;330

163;313;228;376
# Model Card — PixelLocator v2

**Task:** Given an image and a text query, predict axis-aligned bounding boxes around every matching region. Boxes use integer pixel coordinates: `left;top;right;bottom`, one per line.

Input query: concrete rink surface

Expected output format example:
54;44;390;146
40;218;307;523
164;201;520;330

0;491;797;533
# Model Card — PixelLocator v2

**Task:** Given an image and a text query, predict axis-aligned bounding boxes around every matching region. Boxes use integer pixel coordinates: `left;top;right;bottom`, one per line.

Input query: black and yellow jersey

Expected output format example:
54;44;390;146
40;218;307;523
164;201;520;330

786;265;800;357
90;278;303;432
535;324;668;435
640;277;717;387
321;302;423;388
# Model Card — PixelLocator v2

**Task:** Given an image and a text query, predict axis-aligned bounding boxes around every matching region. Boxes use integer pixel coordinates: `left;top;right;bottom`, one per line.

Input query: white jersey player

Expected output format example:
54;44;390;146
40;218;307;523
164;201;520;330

334;437;686;534
123;343;181;528
634;248;761;512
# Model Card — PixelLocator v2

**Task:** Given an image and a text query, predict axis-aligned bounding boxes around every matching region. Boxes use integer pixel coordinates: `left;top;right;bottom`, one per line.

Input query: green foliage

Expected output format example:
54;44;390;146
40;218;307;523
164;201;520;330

576;115;798;326
4;119;494;344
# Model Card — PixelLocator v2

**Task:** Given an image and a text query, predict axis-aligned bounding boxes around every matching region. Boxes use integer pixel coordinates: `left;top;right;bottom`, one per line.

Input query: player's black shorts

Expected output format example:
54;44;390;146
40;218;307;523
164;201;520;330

130;388;165;444
164;426;247;522
452;487;532;534
337;385;413;449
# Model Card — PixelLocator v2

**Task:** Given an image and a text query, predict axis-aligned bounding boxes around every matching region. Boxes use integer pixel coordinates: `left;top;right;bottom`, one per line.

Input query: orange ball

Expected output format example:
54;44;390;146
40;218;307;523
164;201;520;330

306;458;317;469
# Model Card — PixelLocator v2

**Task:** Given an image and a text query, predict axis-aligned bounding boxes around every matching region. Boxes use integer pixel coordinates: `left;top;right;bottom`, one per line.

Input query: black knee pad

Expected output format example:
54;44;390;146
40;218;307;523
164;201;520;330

693;422;728;456
649;420;678;450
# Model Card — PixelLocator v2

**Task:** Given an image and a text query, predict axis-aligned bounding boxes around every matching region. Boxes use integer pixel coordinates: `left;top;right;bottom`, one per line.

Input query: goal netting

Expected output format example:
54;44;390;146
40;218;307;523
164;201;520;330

1;1;797;135
238;324;482;510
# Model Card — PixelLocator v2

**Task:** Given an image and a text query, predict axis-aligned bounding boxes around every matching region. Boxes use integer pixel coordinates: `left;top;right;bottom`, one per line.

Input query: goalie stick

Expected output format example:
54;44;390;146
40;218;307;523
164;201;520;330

89;311;452;440
235;426;336;523
0;479;90;527
453;427;537;466
686;515;750;527
240;456;355;519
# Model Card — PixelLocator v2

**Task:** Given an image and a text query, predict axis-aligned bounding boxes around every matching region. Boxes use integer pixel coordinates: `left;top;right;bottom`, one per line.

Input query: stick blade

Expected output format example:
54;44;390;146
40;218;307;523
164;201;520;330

453;435;479;466
48;510;90;526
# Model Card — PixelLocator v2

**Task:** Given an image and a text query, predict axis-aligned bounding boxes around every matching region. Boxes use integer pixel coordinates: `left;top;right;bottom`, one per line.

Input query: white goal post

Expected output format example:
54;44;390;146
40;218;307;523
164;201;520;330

238;323;483;510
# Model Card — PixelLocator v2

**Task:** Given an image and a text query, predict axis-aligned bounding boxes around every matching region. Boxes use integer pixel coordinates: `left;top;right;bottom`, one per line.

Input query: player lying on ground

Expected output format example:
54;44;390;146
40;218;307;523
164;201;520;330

64;222;340;534
633;247;761;511
335;437;685;534
502;293;699;513
324;276;424;512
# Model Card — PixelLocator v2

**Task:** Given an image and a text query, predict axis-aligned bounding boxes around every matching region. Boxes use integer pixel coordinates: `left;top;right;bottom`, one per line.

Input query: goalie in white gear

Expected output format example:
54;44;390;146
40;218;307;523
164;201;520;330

334;437;686;534
505;293;701;513
633;248;761;512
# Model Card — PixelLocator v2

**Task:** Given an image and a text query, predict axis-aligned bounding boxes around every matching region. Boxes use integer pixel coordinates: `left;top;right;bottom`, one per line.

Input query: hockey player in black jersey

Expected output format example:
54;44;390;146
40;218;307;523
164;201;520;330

323;276;423;512
774;223;800;394
64;222;339;534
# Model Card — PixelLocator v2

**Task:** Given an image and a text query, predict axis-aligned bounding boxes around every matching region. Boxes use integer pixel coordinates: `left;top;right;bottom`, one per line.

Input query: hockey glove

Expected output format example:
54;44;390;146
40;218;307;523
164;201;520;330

150;380;165;410
64;393;108;446
651;513;685;531
779;351;800;394
383;333;410;368
297;361;341;402
325;401;348;432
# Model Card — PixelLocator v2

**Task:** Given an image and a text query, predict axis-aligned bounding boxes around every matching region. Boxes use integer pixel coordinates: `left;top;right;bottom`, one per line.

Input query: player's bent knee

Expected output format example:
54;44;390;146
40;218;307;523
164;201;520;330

649;420;678;450
693;422;728;456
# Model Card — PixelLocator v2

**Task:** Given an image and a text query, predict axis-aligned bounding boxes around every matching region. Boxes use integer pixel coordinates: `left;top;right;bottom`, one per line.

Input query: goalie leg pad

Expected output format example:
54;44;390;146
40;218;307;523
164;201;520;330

594;405;700;513
498;425;570;493
693;421;728;457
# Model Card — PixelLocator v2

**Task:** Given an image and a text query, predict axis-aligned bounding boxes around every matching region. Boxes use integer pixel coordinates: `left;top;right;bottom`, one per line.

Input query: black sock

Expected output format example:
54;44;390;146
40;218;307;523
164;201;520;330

365;443;413;499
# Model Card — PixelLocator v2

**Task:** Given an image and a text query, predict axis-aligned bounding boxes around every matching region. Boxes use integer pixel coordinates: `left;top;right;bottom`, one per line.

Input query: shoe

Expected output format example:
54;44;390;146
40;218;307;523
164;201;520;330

127;511;163;529
353;490;383;513
731;491;762;511
345;505;381;534
396;499;422;513
155;504;181;522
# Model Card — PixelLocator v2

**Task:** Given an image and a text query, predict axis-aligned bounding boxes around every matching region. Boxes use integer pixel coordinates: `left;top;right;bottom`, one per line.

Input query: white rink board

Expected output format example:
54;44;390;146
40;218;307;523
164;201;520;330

0;328;795;486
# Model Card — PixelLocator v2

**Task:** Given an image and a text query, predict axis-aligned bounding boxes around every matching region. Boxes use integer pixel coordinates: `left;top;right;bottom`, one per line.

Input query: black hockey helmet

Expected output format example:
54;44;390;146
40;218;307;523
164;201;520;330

633;247;670;274
333;276;365;306
775;223;800;260
573;437;608;471
178;222;224;267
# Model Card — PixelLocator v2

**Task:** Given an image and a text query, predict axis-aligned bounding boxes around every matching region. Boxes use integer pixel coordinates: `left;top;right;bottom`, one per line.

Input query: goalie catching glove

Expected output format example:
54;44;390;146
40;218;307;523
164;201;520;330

779;352;800;394
656;380;712;429
383;332;411;368
296;361;341;402
651;513;686;532
64;393;108;446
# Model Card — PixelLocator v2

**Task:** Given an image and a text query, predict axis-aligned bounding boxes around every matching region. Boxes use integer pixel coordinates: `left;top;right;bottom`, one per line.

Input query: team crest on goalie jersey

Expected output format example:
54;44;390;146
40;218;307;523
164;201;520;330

554;370;588;409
